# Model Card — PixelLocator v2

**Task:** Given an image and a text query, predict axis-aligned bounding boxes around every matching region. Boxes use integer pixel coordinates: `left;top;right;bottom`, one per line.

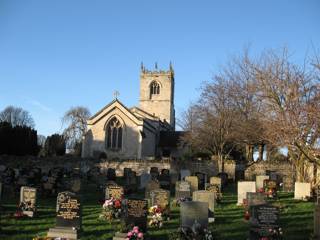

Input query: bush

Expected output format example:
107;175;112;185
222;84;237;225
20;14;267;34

44;134;66;156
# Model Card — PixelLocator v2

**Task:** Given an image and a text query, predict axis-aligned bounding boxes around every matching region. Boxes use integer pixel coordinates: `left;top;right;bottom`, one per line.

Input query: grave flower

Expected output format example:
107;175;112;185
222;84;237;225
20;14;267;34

148;205;163;228
99;197;123;222
126;226;143;240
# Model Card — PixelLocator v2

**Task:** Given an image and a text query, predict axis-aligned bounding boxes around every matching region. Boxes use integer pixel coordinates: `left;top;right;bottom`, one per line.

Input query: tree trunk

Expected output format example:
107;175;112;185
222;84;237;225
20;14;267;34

258;144;264;161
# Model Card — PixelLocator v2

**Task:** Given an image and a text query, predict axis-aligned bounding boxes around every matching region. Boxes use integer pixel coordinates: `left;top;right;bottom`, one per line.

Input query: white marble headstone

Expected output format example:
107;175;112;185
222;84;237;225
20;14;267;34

294;182;311;200
237;181;256;205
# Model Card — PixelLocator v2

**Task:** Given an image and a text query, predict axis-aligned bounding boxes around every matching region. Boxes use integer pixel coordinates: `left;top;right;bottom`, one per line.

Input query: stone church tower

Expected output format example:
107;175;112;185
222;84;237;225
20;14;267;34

139;63;175;129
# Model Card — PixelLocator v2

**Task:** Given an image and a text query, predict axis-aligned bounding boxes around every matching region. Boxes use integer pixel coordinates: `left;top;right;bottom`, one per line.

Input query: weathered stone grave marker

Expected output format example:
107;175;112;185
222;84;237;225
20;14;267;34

145;179;160;199
294;182;311;200
193;190;215;222
139;172;151;189
20;186;37;217
175;181;191;199
237;181;256;205
180;169;191;180
105;185;124;200
255;175;269;190
185;176;198;193
180;201;208;229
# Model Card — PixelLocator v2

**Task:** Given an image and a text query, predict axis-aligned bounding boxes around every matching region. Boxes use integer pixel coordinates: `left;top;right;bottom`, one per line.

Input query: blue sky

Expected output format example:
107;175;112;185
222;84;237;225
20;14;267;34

0;0;319;136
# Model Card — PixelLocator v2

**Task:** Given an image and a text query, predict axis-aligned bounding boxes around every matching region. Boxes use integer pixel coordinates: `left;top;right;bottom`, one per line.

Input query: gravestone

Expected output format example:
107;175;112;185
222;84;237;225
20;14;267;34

294;182;311;200
185;176;198;193
180;169;191;180
195;172;207;190
255;175;269;190
210;176;222;190
237;181;256;205
47;191;81;239
150;189;170;211
205;183;221;201
105;185;124;200
158;170;171;190
70;178;81;193
249;204;280;240
150;167;159;180
145;179;160;199
123;168;132;178
20;186;37;217
107;168;116;181
175;181;191;199
217;172;228;187
246;192;267;208
124;198;148;232
170;173;179;185
139;172;151;189
282;175;294;192
180;201;208;229
193;190;215;222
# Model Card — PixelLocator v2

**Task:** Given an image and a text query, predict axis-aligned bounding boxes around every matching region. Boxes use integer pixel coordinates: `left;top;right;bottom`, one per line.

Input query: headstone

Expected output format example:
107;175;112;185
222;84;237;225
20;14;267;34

195;172;207;190
180;201;208;229
217;172;228;186
145;179;160;199
205;183;221;201
150;189;170;211
282;175;294;192
107;168;116;181
139;173;151;189
249;204;280;240
237;181;256;205
210;177;222;189
246;192;267;208
175;181;191;199
255;175;269;190
150;167;159;180
193;190;215;222
123;168;131;178
170;173;179;185
70;178;81;193
20;186;37;217
180;169;191;180
47;191;81;240
124;198;148;232
185;176;198;193
105;185;124;200
294;182;311;200
158;170;171;190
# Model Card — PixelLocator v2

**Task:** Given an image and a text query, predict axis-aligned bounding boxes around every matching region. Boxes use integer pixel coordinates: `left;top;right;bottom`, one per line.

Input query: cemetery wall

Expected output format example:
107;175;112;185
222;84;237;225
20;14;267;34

244;161;295;180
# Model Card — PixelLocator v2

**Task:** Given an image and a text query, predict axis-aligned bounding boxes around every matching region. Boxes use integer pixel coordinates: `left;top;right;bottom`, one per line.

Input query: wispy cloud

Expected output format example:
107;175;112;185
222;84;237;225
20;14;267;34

29;100;53;113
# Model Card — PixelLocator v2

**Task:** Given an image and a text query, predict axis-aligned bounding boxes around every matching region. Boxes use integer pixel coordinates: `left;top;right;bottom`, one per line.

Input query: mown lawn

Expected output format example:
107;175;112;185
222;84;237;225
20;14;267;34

0;182;314;240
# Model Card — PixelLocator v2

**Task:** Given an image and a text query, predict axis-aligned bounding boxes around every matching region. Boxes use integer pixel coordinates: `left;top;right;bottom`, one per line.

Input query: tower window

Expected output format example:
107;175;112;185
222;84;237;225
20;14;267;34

105;117;123;150
150;81;160;97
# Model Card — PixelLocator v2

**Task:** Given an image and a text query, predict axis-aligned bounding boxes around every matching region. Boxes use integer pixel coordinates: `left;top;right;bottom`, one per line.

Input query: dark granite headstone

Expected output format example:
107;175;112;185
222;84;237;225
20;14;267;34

195;172;206;190
124;198;148;232
123;168;131;178
56;191;81;229
175;181;191;199
150;167;159;180
180;201;208;229
249;204;280;240
158;170;171;190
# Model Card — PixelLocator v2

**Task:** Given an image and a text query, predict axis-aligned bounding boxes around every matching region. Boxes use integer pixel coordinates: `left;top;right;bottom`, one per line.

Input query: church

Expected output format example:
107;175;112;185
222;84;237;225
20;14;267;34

81;63;185;159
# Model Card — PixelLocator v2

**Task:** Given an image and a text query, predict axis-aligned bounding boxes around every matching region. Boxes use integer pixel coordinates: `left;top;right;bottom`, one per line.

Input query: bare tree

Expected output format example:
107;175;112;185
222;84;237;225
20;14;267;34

0;106;35;128
62;106;91;150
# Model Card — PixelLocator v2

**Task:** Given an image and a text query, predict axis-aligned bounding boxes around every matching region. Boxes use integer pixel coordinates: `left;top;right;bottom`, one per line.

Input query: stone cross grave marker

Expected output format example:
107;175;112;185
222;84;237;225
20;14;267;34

255;175;269;190
20;186;37;217
294;182;311;200
105;185;124;200
175;181;191;199
47;191;81;240
124;198;148;232
185;176;198;193
237;181;256;205
193;190;215;222
180;201;208;229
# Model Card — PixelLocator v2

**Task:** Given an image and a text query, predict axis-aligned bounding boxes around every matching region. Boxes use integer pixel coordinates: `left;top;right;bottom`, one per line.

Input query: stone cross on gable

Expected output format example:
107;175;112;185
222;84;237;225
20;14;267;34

113;91;120;100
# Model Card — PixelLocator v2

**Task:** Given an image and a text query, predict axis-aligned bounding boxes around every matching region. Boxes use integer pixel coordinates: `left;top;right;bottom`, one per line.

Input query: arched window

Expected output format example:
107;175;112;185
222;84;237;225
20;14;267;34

105;117;123;150
150;81;160;97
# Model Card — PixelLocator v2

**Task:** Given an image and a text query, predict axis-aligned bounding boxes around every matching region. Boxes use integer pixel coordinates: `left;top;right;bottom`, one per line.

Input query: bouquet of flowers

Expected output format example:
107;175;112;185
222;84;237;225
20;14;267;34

126;226;144;240
259;227;283;240
99;197;122;222
148;205;163;228
171;223;214;240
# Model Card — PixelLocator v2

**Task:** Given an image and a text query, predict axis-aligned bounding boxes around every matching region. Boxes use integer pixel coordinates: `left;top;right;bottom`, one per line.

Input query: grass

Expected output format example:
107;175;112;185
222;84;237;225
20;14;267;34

0;182;314;240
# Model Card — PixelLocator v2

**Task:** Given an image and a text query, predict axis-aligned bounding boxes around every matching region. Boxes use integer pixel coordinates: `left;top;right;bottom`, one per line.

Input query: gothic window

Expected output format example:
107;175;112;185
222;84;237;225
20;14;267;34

105;117;123;150
150;81;160;97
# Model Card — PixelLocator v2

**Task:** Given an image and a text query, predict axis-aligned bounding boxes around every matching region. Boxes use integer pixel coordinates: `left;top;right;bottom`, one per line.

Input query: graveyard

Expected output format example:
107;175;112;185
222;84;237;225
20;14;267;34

0;164;316;240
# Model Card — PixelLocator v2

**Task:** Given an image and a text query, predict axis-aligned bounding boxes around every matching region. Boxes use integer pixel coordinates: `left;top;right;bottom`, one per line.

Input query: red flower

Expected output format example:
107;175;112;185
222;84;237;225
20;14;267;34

114;200;121;208
244;211;250;220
